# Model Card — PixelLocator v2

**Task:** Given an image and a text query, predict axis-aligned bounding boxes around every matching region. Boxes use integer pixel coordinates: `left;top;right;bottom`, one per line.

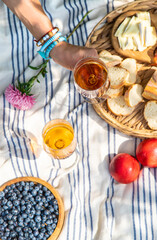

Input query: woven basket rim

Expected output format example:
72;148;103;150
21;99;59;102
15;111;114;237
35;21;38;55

86;0;157;138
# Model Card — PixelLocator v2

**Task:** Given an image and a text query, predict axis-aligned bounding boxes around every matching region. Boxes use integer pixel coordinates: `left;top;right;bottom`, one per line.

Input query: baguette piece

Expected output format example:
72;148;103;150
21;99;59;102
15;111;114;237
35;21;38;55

107;95;134;116
142;70;157;100
108;66;129;89
120;58;137;86
104;87;124;99
144;101;157;130
124;84;144;107
99;50;122;67
99;50;112;57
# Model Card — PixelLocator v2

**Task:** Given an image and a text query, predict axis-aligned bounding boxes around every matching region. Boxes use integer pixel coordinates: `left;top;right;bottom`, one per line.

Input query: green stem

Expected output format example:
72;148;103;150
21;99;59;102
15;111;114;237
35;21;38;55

67;10;93;40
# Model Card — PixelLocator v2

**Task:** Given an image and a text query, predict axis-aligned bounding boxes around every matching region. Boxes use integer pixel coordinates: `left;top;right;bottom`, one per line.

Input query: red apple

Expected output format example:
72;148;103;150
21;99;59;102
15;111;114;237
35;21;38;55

109;153;140;184
136;138;157;167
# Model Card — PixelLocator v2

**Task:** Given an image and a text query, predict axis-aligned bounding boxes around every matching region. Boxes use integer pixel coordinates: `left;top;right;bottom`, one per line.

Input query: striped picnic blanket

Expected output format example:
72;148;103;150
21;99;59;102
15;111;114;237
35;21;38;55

1;0;157;239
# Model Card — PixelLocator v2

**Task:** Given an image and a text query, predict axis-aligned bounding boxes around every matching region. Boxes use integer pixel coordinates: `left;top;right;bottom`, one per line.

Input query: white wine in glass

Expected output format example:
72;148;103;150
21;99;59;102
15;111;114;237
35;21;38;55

42;119;77;159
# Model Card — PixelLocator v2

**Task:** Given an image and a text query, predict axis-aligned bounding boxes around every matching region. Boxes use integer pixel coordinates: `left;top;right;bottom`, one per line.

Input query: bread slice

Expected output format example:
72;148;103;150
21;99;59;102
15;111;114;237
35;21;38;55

144;100;157;130
99;50;112;57
120;58;137;86
104;87;124;99
142;70;157;100
124;84;144;107
99;50;122;68
108;66;129;89
107;95;134;116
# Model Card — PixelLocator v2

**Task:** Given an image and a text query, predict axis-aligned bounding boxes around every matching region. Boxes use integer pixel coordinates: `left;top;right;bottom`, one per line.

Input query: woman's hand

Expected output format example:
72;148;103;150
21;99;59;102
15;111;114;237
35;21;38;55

50;41;98;70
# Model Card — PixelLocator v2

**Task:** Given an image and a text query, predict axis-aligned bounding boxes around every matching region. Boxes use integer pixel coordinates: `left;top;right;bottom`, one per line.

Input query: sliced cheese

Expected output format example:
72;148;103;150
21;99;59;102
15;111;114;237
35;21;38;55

136;12;151;25
133;34;147;52
114;11;157;52
145;26;157;47
123;16;140;37
125;37;137;50
139;20;150;46
115;17;131;37
118;36;128;50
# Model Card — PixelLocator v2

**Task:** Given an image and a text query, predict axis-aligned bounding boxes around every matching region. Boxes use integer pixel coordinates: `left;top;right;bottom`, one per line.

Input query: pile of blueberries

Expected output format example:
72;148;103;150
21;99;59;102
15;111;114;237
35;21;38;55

0;181;59;240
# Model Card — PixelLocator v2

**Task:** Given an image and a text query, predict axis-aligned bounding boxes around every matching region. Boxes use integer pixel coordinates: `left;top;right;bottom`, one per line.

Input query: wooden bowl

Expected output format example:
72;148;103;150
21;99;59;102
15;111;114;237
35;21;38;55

86;0;157;138
111;10;157;64
0;177;64;240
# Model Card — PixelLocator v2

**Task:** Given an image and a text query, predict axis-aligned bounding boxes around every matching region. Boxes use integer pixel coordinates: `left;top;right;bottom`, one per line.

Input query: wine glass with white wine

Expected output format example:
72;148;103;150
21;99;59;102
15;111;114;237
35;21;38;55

42;119;80;182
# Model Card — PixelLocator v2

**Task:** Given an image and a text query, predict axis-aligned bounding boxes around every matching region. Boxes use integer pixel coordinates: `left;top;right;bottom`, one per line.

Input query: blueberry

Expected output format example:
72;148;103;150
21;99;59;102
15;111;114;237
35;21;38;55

33;229;39;237
44;190;51;196
12;209;19;215
24;185;29;191
53;217;58;223
0;191;5;198
8;224;14;230
35;204;41;211
35;196;41;202
20;181;25;186
31;190;37;196
13;200;20;206
26;204;32;209
22;191;27;196
0;218;4;224
2;199;7;205
42;215;47;222
35;216;41;223
21;213;27;219
35;210;41;216
7;214;12;221
38;232;44;239
30;182;34;187
44;210;50;216
48;206;54;213
21;206;26;212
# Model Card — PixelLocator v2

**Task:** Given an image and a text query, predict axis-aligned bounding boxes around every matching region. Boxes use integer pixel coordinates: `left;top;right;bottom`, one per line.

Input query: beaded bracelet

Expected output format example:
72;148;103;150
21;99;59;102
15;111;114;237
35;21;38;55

36;27;59;47
38;36;67;60
39;31;62;53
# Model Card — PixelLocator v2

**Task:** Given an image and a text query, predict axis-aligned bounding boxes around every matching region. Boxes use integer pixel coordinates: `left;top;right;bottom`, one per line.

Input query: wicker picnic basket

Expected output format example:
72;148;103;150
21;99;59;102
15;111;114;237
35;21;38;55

86;0;157;139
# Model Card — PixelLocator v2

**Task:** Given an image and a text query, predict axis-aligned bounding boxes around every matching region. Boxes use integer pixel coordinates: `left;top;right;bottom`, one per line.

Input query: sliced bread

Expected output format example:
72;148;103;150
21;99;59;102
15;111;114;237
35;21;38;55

99;50;112;57
142;70;157;100
124;84;144;107
104;87;124;99
99;50;122;67
108;66;129;89
107;95;134;116
144;100;157;130
120;58;137;86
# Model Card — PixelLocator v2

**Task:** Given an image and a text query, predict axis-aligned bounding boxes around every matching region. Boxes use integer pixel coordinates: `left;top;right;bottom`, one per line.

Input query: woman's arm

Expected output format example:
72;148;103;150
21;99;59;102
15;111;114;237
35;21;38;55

2;0;98;70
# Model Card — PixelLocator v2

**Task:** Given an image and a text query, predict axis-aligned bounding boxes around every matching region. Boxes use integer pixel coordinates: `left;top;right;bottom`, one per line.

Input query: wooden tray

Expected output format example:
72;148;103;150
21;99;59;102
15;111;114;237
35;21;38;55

0;177;64;240
86;0;157;139
111;10;157;64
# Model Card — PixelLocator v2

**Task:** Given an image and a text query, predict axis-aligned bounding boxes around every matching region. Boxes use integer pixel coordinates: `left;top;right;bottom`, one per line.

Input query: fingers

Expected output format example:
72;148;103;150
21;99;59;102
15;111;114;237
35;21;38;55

49;42;98;70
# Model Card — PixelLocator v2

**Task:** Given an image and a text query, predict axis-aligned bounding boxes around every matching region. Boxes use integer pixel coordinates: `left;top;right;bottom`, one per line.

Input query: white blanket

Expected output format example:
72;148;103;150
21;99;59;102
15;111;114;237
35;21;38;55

1;0;157;239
